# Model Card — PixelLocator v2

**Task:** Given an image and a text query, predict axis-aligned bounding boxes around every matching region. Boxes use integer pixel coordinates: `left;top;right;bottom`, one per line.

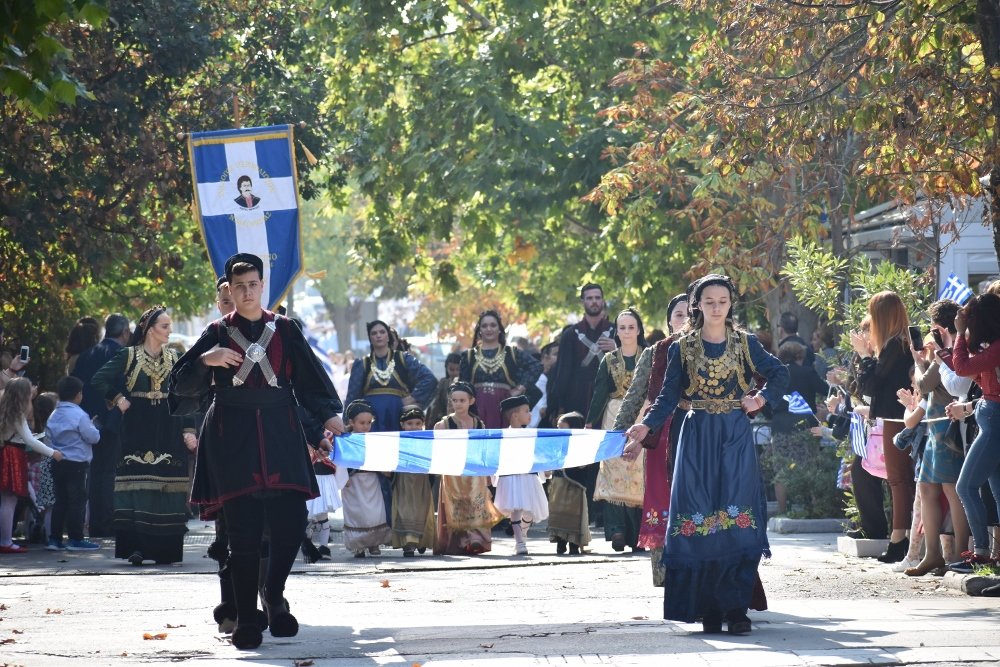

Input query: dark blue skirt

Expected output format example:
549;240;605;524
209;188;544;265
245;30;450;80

662;408;769;622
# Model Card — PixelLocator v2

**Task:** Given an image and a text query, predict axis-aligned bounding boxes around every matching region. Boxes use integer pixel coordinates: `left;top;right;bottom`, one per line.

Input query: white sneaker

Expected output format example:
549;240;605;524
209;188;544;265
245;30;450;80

515;542;528;556
891;557;920;573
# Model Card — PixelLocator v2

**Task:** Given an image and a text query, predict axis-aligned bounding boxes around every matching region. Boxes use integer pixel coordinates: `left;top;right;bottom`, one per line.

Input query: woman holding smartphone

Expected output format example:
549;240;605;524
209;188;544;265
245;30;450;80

851;291;915;563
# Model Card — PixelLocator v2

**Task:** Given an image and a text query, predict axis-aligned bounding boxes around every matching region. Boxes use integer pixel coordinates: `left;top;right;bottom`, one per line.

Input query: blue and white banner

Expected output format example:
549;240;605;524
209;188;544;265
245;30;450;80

850;412;868;458
939;272;974;305
187;124;302;309
332;428;626;475
783;391;814;415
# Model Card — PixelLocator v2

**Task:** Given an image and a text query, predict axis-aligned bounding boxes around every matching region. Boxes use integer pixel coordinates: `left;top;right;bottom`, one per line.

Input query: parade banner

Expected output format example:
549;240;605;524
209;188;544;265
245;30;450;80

187;125;302;309
332;428;626;475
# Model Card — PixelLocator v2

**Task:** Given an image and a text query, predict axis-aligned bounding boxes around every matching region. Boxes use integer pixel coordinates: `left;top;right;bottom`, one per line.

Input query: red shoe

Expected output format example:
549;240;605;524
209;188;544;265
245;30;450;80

0;544;26;554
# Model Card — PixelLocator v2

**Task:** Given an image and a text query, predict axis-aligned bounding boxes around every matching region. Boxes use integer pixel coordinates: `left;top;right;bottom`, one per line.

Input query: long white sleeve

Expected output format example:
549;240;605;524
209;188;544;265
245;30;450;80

940;363;974;400
12;418;56;457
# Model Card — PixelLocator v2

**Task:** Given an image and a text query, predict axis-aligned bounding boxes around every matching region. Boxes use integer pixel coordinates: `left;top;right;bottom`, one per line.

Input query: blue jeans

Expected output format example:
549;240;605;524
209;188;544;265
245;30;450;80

956;400;1000;551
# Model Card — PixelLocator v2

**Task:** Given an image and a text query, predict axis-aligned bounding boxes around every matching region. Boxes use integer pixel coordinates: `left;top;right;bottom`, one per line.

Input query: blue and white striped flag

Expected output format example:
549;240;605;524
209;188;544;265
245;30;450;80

188;125;302;309
850;412;868;458
783;391;814;415
939;272;974;305
332;428;626;475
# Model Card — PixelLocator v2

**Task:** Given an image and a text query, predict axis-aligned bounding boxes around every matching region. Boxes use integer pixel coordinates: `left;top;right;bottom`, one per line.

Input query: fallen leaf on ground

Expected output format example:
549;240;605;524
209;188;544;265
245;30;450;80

11;629;23;634
631;616;648;620
45;609;63;614
165;624;185;628
380;579;390;588
0;638;16;644
120;652;128;656
142;633;168;640
0;604;7;610
293;660;315;667
479;643;494;648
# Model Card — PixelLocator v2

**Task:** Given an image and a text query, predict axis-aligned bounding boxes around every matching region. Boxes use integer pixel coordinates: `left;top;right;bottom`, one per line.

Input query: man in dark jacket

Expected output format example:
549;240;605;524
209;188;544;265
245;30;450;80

72;313;130;537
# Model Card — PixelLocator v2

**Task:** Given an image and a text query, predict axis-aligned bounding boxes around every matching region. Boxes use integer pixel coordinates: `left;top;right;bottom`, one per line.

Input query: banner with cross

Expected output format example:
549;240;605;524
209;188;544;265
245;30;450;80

187;124;302;309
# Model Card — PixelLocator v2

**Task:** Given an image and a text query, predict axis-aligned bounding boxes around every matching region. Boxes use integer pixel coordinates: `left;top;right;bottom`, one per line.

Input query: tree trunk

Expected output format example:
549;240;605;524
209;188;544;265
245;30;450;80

976;0;1000;271
325;296;360;354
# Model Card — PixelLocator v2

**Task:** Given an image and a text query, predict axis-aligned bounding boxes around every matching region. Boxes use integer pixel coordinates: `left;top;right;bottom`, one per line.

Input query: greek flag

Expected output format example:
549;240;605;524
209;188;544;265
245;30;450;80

783;391;813;415
939;272;974;305
332;429;626;475
187;125;302;309
850;412;868;458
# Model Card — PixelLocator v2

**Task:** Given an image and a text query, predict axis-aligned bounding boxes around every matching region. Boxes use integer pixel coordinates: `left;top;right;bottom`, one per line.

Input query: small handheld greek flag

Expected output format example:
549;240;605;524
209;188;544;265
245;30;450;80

187;125;302;309
850;412;868;458
939;272;974;305
783;391;814;415
332;428;625;475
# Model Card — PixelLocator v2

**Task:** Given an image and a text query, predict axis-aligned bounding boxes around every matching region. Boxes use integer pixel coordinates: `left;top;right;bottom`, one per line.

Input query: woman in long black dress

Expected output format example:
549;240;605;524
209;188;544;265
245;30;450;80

92;306;191;565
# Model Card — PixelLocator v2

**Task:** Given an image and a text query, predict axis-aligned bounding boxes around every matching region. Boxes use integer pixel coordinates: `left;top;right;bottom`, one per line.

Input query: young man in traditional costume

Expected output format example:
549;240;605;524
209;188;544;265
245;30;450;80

169;253;344;650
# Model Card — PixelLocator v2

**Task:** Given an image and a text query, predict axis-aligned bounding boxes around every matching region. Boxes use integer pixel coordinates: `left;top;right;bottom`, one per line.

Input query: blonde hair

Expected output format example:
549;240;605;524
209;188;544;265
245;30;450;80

986;280;1000;298
868;291;909;354
0;377;32;438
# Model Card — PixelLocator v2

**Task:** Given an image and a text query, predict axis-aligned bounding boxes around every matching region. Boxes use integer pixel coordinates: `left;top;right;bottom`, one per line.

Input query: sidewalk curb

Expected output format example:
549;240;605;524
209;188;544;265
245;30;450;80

938;570;1000;595
767;517;844;534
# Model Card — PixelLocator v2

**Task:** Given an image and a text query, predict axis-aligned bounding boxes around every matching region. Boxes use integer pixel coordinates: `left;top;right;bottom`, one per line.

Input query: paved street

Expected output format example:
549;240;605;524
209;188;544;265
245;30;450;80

2;520;999;666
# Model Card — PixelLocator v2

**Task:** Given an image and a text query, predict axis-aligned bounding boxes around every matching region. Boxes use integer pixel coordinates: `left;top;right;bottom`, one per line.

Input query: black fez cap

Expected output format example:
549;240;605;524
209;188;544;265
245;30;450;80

499;395;530;413
224;253;264;282
399;407;425;424
216;276;228;290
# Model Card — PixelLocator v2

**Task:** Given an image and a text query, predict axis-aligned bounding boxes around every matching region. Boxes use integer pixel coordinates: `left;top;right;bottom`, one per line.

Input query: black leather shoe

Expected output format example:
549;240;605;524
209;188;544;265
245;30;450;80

556;539;567;555
702;612;723;634
876;537;909;563
726;610;752;635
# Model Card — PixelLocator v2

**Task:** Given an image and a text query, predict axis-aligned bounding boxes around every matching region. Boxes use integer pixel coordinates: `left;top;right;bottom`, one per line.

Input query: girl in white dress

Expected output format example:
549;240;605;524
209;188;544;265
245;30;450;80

494;395;549;555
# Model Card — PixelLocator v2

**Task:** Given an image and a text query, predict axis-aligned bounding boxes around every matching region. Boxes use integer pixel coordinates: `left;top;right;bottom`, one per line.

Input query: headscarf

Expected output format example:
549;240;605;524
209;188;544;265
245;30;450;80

345;399;375;421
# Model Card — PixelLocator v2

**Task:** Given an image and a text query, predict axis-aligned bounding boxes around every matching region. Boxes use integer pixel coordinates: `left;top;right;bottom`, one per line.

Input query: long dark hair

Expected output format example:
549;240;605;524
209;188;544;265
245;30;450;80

665;293;689;335
966;293;1000;351
65;317;100;356
129;306;167;346
613;307;647;349
472;309;507;347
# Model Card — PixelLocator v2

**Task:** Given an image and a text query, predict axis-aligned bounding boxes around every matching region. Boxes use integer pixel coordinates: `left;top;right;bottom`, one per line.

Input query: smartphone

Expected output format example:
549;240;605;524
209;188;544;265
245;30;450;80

908;326;923;351
19;345;29;362
931;329;945;349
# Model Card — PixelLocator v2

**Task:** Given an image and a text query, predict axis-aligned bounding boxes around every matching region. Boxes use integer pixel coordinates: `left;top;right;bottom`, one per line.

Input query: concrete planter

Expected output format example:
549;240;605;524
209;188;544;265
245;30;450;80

940;570;1000;596
837;535;889;558
767;517;845;534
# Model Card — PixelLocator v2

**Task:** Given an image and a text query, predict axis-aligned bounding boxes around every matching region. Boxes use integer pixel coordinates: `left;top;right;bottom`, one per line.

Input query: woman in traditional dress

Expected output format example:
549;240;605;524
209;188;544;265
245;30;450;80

587;307;647;552
459;310;542;429
340;400;392;557
613;293;689;583
345;320;436;433
91;306;191;565
625;275;788;635
433;382;504;554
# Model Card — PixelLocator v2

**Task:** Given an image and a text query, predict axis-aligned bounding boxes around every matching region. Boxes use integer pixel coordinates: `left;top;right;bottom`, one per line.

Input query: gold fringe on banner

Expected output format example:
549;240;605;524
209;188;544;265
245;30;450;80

298;140;318;165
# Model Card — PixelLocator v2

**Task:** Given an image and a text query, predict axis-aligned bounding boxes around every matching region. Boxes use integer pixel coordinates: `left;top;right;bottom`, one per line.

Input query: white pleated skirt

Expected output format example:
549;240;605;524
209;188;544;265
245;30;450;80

494;473;549;522
306;473;342;519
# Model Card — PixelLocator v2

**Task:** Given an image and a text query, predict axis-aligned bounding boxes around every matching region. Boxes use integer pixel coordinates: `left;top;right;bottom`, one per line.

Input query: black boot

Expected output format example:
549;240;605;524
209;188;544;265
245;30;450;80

556;539;567;555
876;537;909;563
263;589;298;638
